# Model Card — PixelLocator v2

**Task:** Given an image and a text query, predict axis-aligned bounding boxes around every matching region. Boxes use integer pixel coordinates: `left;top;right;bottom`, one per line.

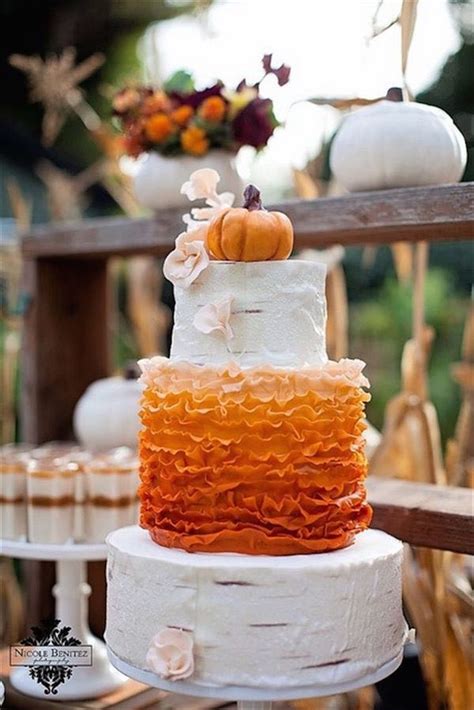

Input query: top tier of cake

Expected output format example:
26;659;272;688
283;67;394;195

171;260;327;368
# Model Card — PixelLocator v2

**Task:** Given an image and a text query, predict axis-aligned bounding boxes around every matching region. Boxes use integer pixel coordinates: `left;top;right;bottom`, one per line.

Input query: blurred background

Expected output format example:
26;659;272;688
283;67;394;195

1;0;472;446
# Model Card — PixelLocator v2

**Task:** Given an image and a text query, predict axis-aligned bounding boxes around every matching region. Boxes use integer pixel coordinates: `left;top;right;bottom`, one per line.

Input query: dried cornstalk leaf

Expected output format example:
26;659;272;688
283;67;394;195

444;613;473;710
391;242;413;282
326;265;348;360
402;547;444;709
370;329;446;485
400;0;419;79
293;168;319;199
412;241;428;351
6;178;32;233
445;303;474;486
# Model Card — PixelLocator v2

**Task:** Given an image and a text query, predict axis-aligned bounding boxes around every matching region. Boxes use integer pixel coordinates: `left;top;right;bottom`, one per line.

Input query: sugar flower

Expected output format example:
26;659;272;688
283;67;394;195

163;234;209;288
146;628;194;681
181;168;221;202
181;169;235;232
193;296;234;340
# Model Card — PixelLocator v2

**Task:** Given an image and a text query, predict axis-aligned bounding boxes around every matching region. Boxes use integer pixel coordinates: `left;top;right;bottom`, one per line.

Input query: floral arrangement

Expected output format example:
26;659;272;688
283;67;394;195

112;54;290;158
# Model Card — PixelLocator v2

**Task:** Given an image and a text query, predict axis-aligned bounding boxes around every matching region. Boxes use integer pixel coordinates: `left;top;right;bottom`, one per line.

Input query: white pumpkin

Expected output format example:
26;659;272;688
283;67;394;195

73;369;143;453
330;99;467;192
133;149;244;210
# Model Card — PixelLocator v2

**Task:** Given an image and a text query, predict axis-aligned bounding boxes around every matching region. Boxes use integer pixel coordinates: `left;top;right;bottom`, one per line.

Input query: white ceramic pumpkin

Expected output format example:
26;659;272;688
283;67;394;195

133;149;244;210
330;99;467;192
73;368;143;453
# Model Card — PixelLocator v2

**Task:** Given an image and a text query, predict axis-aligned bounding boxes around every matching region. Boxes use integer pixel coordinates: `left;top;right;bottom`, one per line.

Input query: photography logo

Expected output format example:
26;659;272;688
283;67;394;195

10;619;92;695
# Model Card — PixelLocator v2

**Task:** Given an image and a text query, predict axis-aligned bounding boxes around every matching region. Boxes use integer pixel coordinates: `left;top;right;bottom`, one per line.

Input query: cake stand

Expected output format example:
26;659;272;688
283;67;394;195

1;538;127;700
107;647;403;710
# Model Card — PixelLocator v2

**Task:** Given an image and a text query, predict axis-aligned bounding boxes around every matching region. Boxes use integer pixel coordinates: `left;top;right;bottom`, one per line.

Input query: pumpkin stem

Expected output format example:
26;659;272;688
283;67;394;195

123;361;139;380
386;87;404;102
243;184;264;211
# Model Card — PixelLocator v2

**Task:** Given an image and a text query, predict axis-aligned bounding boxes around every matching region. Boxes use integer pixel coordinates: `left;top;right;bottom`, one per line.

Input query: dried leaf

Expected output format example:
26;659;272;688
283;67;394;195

391;242;413;282
293;168;319;199
400;0;419;78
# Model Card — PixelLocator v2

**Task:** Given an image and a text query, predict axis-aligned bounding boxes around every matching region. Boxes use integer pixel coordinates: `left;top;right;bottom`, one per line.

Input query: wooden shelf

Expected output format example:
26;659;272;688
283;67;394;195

367;477;473;555
22;182;474;259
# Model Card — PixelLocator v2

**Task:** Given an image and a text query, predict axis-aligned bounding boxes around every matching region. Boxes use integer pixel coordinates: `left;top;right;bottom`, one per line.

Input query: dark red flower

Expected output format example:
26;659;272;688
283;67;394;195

169;83;224;109
232;98;275;149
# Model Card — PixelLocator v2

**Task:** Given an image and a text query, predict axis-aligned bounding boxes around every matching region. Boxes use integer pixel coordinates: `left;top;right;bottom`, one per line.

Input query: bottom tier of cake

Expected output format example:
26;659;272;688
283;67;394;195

106;527;409;692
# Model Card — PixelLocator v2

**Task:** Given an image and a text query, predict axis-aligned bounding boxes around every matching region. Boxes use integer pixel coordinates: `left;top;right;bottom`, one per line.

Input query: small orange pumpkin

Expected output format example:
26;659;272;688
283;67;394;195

206;185;294;262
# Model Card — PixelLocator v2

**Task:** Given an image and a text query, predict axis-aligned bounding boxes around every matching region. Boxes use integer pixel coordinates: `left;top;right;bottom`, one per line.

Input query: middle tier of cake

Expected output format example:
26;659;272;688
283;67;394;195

138;356;372;556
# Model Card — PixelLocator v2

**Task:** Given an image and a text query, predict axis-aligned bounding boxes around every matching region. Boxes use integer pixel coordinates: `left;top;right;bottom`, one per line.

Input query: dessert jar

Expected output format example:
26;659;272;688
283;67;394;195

68;451;92;543
0;444;31;540
84;447;139;543
31;443;90;542
26;457;76;544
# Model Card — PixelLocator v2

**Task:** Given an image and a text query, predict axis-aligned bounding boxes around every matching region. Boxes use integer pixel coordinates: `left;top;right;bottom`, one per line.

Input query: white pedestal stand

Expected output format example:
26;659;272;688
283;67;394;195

108;647;403;710
1;539;127;701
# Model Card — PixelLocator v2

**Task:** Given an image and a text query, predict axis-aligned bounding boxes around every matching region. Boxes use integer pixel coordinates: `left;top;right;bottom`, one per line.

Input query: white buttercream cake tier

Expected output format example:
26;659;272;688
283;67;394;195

106;526;408;691
171;260;327;368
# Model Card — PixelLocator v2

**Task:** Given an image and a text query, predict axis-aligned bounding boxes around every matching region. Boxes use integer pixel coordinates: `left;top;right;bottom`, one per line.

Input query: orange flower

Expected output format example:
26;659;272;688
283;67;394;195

170;105;194;127
142;91;171;116
198;96;226;122
145;113;174;143
181;126;209;156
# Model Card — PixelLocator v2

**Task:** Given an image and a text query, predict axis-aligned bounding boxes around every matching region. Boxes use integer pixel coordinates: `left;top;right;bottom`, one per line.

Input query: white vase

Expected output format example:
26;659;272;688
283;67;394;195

133;150;245;210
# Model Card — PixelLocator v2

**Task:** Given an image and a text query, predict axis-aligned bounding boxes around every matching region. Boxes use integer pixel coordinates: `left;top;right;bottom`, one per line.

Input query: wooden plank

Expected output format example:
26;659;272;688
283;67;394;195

22;182;474;259
19;258;111;635
367;477;473;554
20;258;110;443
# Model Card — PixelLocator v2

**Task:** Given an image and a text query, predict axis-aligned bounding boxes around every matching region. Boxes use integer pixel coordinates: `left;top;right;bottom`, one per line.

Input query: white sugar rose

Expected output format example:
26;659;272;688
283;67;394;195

146;628;194;681
163;233;209;289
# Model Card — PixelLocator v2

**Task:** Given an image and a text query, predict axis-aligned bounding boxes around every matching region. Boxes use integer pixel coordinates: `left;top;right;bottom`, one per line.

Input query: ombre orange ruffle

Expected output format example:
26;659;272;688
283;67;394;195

138;357;372;555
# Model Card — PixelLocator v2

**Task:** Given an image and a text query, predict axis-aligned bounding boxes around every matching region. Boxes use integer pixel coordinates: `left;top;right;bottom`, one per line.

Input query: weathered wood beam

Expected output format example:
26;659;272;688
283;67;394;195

367;477;473;555
21;258;110;443
22;182;474;259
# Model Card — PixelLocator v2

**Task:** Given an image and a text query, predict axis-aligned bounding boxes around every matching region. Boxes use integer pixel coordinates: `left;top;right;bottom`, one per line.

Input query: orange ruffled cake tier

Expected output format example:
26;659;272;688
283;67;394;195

138;357;372;555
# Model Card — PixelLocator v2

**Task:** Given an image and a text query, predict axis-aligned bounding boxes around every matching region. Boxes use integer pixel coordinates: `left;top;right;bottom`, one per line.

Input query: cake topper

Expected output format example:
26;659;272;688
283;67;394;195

163;169;295;288
206;184;294;262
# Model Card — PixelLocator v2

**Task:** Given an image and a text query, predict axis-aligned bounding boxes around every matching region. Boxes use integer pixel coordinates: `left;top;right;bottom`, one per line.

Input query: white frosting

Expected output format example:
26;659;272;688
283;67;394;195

171;261;327;368
106;527;407;691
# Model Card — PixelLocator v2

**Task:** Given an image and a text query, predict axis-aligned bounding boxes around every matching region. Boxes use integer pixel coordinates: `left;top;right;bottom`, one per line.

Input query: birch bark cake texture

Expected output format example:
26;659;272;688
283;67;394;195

106;169;409;691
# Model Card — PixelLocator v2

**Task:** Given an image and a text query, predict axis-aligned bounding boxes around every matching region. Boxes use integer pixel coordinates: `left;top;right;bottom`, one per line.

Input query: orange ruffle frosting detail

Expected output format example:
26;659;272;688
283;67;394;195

138;357;372;555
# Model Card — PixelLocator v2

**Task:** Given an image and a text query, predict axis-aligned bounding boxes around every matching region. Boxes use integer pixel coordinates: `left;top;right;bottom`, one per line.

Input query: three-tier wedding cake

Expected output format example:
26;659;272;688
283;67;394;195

106;170;408;696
